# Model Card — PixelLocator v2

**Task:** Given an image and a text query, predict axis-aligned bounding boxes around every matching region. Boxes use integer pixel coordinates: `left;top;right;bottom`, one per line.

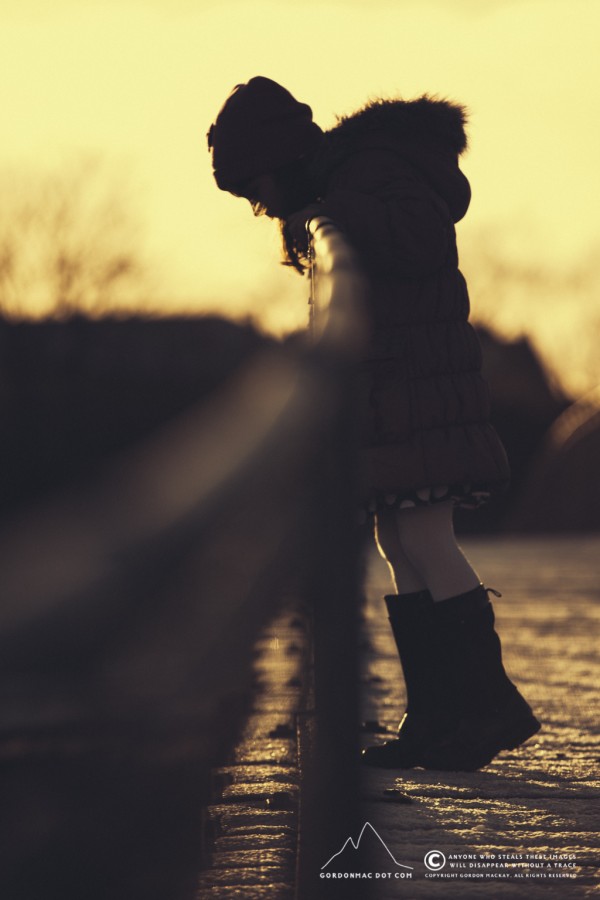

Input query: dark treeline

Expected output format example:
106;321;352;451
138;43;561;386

0;315;271;516
0;315;585;530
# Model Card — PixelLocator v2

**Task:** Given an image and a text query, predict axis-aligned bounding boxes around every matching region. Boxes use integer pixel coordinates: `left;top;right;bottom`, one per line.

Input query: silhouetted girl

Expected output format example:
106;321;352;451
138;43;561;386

207;77;539;770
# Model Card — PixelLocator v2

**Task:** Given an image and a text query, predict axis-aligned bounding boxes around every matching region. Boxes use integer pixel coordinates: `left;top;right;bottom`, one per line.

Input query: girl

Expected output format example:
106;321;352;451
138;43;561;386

207;76;540;770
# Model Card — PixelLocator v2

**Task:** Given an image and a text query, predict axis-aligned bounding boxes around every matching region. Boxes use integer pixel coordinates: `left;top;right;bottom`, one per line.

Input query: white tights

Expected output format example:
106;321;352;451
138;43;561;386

374;501;481;602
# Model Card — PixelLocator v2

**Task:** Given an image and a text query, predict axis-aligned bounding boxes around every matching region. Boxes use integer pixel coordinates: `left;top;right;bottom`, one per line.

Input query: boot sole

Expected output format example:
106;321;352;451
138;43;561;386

500;714;541;751
361;713;541;771
422;713;541;772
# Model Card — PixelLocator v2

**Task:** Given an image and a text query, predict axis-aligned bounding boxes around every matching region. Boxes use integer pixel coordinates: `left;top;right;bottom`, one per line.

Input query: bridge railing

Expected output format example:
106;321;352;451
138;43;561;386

297;216;370;899
0;217;369;899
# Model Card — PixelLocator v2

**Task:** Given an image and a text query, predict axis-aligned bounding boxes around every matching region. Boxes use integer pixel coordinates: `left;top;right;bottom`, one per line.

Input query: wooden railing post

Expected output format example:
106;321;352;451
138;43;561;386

296;217;370;899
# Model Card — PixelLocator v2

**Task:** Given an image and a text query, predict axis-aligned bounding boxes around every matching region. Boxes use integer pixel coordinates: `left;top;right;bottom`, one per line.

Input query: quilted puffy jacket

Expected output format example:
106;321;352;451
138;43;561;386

315;96;510;497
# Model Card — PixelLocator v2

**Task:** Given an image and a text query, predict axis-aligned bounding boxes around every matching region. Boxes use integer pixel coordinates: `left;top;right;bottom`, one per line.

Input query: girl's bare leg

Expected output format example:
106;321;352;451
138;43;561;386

378;502;480;602
374;509;427;594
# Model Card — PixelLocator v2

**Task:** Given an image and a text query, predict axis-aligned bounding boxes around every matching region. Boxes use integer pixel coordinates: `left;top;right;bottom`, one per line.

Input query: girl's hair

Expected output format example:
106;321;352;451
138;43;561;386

279;219;309;275
234;153;326;275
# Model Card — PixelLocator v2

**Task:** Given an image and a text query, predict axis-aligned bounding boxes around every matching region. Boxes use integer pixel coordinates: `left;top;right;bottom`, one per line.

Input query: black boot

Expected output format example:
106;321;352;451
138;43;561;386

361;590;454;768
420;585;541;771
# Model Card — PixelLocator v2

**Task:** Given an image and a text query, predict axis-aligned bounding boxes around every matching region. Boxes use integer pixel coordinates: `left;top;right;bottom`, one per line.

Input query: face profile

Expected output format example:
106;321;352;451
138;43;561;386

236;157;317;220
239;173;295;219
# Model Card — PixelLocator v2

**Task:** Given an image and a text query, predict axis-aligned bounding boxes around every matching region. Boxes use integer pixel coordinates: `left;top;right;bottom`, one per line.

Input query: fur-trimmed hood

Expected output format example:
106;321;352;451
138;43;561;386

323;96;471;222
329;95;468;154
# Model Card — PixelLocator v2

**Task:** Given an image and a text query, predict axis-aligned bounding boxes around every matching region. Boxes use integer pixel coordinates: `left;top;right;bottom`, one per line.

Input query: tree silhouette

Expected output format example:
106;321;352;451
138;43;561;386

0;157;150;318
460;228;600;398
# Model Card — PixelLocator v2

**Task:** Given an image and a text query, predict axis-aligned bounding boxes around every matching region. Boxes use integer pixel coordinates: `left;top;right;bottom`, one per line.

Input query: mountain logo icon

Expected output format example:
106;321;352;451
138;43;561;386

321;822;414;871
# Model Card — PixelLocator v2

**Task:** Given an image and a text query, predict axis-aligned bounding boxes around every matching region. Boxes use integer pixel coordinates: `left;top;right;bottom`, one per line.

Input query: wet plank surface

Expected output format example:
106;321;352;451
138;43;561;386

196;606;306;899
358;536;600;898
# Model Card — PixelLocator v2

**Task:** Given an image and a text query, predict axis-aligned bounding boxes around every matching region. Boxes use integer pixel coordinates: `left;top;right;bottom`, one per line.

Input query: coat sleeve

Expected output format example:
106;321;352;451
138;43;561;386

319;148;454;277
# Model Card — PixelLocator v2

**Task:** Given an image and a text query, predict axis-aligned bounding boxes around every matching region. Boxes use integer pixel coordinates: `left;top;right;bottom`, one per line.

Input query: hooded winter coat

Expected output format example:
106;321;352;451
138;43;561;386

312;96;510;502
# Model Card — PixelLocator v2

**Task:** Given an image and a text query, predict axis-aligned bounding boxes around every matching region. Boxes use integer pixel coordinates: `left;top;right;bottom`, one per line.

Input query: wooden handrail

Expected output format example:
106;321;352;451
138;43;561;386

0;218;369;899
297;216;370;900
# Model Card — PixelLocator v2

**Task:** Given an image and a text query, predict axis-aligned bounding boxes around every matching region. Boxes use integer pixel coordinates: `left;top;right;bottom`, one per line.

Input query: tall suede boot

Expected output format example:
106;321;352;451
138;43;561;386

361;590;455;768
420;585;541;771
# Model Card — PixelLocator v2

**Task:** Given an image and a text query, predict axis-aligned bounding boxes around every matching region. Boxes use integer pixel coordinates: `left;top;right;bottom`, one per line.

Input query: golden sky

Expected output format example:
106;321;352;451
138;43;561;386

2;0;600;388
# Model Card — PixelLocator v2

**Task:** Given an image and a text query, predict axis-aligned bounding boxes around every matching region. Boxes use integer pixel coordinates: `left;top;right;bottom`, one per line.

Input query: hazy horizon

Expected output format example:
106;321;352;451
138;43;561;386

2;0;599;394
